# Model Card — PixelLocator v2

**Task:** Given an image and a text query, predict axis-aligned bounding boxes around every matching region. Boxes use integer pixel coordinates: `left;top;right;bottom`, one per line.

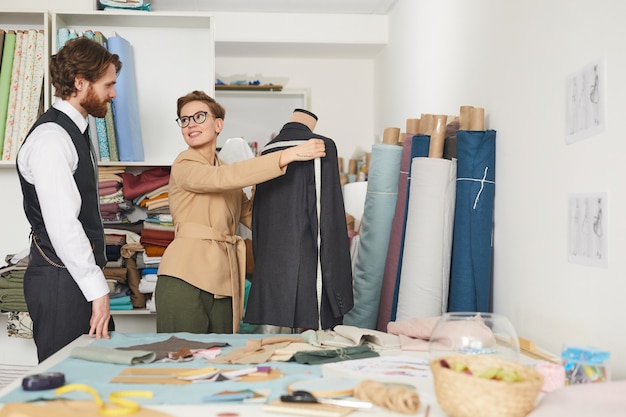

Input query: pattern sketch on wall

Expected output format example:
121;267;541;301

568;192;608;268
565;58;605;144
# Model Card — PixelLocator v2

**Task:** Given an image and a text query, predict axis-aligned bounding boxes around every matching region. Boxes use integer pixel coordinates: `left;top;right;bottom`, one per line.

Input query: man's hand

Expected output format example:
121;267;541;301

89;294;111;339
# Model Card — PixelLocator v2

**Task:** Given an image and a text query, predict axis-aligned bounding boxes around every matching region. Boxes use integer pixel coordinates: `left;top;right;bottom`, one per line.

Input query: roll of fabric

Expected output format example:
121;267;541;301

0;30;17;153
12;29;38;160
107;35;144;162
395;157;457;320
343;143;402;329
377;135;430;331
2;30;24;160
448;129;496;312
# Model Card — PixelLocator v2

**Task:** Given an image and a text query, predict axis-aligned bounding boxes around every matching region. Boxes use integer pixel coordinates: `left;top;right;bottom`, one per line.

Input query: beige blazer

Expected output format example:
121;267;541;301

158;147;286;332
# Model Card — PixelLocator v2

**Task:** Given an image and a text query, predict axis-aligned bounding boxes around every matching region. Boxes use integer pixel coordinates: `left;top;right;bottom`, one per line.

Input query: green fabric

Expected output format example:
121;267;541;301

71;345;156;365
293;345;379;365
0;31;16;151
0;277;24;289
0;287;27;311
155;275;233;334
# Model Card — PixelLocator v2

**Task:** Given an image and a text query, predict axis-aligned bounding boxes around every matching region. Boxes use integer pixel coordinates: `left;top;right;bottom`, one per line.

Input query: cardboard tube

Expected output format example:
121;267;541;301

338;157;344;173
382;127;401;145
348;159;358;175
398;131;406;145
459;106;474;130
469;107;485;131
428;114;447;158
419;114;434;135
406;118;421;134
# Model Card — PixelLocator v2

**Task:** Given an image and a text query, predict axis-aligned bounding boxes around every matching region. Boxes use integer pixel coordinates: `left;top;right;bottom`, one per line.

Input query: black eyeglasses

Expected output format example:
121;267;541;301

176;111;212;128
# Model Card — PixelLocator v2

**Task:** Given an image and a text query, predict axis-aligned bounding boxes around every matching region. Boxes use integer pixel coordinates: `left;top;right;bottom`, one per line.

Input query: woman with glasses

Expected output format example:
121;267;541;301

155;90;325;334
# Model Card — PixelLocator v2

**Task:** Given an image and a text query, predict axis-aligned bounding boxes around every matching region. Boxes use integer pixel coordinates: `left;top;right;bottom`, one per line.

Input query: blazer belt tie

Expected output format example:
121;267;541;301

175;222;246;333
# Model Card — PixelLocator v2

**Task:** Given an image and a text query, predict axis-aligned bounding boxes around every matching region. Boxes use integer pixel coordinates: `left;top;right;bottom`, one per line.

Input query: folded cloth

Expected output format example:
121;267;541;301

294;345;379;365
209;336;306;365
315;325;401;349
116;336;229;361
71;345;156;365
387;316;441;339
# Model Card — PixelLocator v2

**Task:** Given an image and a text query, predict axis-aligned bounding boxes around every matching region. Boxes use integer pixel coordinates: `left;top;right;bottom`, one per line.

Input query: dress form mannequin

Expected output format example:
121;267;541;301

245;109;353;332
290;108;317;131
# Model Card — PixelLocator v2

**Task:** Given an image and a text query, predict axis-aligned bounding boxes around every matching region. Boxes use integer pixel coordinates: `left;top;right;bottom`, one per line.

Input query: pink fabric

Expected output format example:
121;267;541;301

387;315;496;352
99;185;120;196
387;316;441;339
528;380;626;417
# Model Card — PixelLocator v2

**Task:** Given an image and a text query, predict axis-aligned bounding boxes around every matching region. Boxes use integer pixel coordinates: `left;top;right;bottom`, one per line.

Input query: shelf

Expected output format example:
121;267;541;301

52;10;215;163
111;309;155;316
216;84;283;91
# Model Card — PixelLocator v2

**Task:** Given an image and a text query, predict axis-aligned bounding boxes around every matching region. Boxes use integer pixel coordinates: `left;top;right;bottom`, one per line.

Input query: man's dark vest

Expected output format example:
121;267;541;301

17;107;106;268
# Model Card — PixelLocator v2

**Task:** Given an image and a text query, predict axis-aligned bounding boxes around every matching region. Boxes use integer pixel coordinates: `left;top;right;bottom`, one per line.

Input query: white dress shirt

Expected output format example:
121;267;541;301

17;98;109;301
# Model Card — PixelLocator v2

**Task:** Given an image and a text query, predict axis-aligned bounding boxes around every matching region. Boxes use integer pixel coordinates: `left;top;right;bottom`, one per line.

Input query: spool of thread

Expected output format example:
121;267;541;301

382;127;401;145
337;157;344;173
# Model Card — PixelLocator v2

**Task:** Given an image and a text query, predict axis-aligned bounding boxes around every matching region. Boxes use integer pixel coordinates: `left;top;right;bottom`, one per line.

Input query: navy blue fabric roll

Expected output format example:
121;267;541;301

448;129;496;312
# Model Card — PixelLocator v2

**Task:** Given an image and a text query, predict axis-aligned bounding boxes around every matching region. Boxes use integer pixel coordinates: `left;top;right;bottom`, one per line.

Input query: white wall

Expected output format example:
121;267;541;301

378;0;626;378
216;56;376;163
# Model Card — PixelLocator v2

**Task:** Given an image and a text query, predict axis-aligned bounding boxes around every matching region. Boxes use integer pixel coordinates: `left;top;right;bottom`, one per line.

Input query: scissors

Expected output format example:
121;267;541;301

280;390;373;409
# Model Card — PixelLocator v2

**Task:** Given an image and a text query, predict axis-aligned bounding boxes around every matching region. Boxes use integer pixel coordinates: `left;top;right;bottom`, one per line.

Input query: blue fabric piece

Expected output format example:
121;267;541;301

107;36;144;162
390;135;431;321
448;130;496;312
343;144;403;329
0;332;321;405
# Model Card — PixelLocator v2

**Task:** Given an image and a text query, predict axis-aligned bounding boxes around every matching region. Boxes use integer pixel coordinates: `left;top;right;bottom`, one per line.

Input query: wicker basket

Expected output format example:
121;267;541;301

429;355;544;417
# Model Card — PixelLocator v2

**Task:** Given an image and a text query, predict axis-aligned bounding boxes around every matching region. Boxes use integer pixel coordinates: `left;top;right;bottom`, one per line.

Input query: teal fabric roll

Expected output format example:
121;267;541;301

343;144;403;329
107;36;144;162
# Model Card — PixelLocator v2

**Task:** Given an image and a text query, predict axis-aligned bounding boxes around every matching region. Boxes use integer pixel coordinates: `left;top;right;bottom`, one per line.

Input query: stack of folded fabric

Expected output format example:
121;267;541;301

0;250;32;338
104;229;145;310
99;166;135;225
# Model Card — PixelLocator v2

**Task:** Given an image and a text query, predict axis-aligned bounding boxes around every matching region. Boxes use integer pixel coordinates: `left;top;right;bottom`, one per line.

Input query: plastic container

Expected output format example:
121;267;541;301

561;345;610;384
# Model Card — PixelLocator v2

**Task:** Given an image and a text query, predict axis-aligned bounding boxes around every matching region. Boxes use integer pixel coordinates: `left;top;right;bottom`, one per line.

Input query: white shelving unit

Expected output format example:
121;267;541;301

52;10;215;165
0;10;216;357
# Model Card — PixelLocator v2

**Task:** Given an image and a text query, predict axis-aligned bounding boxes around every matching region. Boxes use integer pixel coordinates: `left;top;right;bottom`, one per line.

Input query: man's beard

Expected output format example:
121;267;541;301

81;86;109;118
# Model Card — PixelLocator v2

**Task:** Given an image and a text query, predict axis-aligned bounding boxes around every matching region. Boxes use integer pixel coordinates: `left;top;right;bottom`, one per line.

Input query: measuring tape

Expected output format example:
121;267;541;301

55;383;153;416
